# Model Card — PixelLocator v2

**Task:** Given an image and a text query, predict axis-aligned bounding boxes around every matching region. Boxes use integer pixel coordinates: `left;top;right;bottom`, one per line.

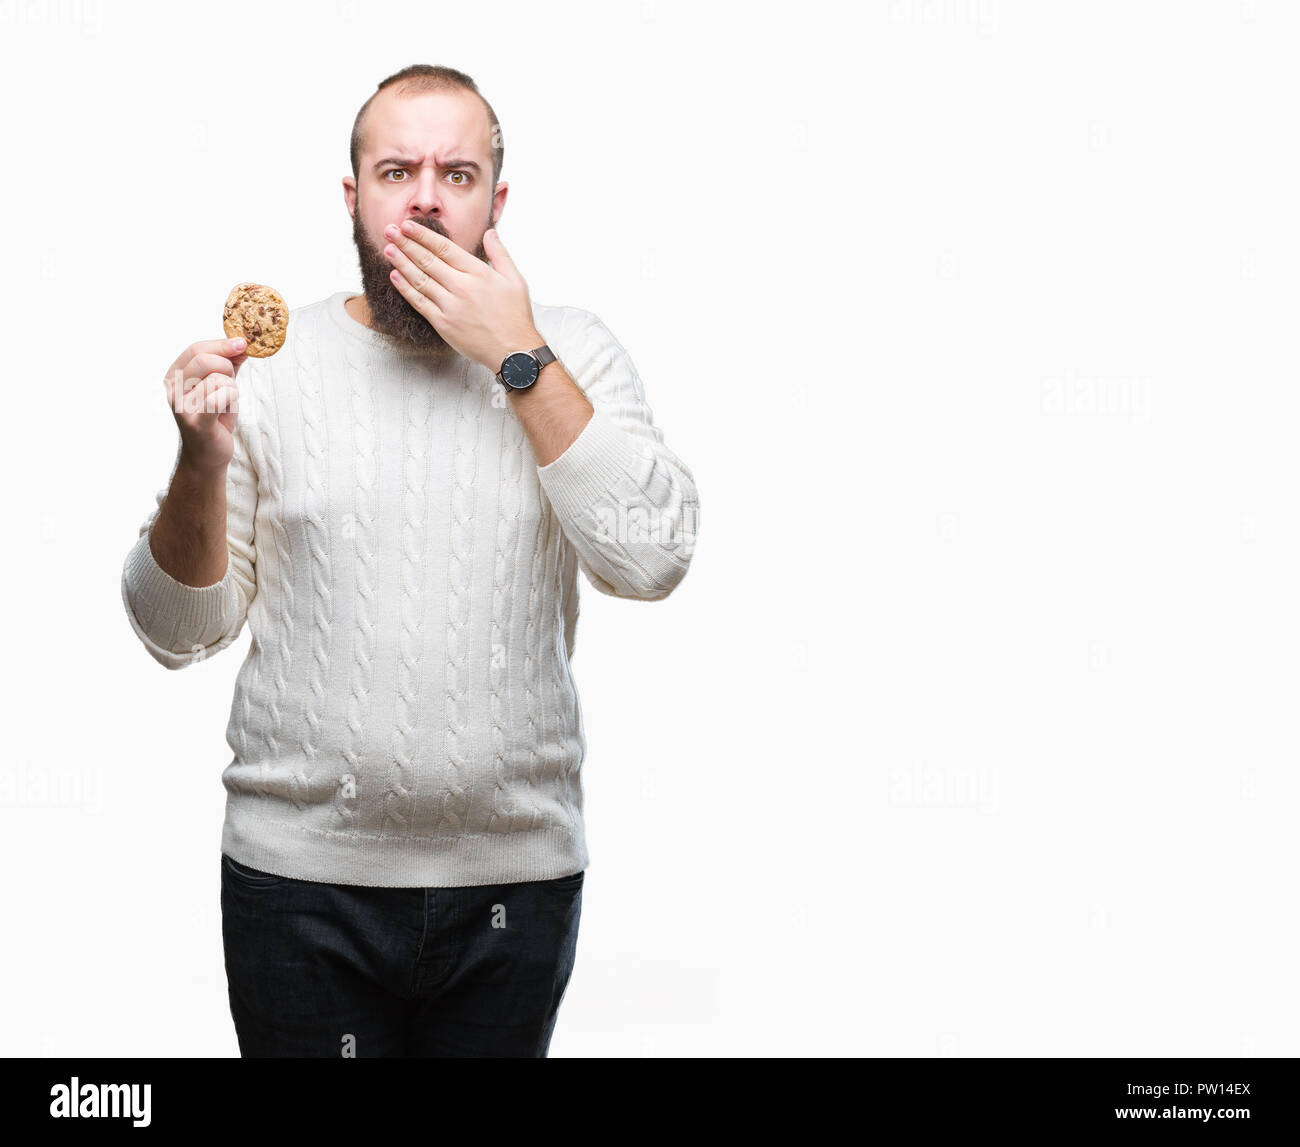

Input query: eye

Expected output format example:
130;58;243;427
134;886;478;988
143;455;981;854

382;168;471;184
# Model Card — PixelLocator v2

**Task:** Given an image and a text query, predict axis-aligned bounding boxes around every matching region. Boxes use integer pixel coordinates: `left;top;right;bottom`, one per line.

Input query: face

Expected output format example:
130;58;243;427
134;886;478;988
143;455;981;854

343;87;507;356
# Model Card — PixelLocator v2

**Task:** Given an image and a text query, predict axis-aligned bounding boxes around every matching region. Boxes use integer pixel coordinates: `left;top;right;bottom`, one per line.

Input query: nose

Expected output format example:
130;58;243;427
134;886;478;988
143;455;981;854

405;165;443;218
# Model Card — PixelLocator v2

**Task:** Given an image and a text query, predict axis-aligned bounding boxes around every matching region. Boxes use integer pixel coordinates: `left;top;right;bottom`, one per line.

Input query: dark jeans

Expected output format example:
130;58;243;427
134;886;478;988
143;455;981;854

220;852;583;1057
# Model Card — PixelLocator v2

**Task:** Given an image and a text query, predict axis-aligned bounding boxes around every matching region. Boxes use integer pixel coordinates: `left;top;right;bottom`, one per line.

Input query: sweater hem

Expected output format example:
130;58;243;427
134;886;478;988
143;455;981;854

220;804;590;888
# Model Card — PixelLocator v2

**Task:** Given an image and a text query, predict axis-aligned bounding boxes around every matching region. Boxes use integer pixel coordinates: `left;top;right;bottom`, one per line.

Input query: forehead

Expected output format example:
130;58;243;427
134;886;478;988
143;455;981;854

364;88;491;161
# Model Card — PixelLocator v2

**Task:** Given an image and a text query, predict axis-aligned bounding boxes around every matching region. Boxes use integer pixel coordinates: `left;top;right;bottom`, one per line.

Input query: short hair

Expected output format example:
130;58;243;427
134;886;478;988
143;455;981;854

350;65;503;194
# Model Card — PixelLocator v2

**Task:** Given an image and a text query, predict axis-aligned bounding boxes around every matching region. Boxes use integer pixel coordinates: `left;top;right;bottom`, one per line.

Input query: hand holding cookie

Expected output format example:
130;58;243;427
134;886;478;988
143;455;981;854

163;336;250;476
159;284;288;476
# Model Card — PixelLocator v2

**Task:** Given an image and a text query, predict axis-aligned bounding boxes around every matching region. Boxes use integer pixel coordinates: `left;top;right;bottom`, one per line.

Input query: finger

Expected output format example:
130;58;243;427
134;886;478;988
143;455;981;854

188;379;238;417
177;373;237;416
386;245;453;308
183;351;239;384
167;337;249;378
203;386;239;415
391;221;475;275
170;358;233;413
484;228;516;275
166;350;241;409
389;267;446;328
165;367;201;412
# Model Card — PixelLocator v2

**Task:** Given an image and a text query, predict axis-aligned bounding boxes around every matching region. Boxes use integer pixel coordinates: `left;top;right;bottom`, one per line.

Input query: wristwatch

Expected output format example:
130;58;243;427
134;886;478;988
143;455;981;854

495;344;556;392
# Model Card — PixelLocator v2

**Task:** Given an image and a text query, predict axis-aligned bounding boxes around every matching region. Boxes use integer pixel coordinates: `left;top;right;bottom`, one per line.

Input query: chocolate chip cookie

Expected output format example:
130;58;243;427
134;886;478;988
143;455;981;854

222;283;288;357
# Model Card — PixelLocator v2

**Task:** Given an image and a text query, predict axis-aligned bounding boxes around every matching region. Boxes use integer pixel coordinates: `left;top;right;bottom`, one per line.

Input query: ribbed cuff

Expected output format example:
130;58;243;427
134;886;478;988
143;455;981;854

536;407;645;521
123;530;238;644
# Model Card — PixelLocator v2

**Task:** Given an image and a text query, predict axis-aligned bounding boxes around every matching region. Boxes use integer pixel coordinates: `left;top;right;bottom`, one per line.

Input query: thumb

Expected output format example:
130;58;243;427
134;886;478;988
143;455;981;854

485;228;516;274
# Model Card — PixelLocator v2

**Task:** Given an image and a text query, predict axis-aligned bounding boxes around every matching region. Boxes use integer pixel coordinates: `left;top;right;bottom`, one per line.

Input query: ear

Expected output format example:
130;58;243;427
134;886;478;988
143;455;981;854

343;176;357;218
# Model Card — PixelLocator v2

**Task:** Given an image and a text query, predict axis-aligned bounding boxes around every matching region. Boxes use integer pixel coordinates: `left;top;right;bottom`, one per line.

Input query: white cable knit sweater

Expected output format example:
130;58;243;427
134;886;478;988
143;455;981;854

121;291;698;887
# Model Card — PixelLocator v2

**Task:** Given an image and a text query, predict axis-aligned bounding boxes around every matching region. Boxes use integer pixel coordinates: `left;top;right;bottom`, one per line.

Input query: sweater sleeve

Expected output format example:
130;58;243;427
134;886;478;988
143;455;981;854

535;311;699;601
120;416;259;669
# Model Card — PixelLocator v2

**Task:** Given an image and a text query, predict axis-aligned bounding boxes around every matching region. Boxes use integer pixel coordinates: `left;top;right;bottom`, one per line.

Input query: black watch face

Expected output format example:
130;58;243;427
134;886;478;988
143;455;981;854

501;352;539;389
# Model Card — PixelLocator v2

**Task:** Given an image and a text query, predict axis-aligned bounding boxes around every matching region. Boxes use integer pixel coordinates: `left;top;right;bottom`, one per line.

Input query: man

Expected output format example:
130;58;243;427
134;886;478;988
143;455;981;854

120;64;699;1058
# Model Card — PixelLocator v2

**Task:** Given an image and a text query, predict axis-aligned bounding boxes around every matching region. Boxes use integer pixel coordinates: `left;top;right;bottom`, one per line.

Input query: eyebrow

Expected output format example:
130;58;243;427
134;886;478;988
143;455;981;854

372;156;482;174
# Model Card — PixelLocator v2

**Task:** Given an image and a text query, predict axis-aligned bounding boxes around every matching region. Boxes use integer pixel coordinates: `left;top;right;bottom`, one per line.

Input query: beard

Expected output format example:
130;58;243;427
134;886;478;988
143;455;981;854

350;205;490;359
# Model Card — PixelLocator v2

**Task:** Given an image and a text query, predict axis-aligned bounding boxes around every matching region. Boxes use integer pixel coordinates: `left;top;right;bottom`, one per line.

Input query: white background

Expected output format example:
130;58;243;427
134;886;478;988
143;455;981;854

1;0;1296;1057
